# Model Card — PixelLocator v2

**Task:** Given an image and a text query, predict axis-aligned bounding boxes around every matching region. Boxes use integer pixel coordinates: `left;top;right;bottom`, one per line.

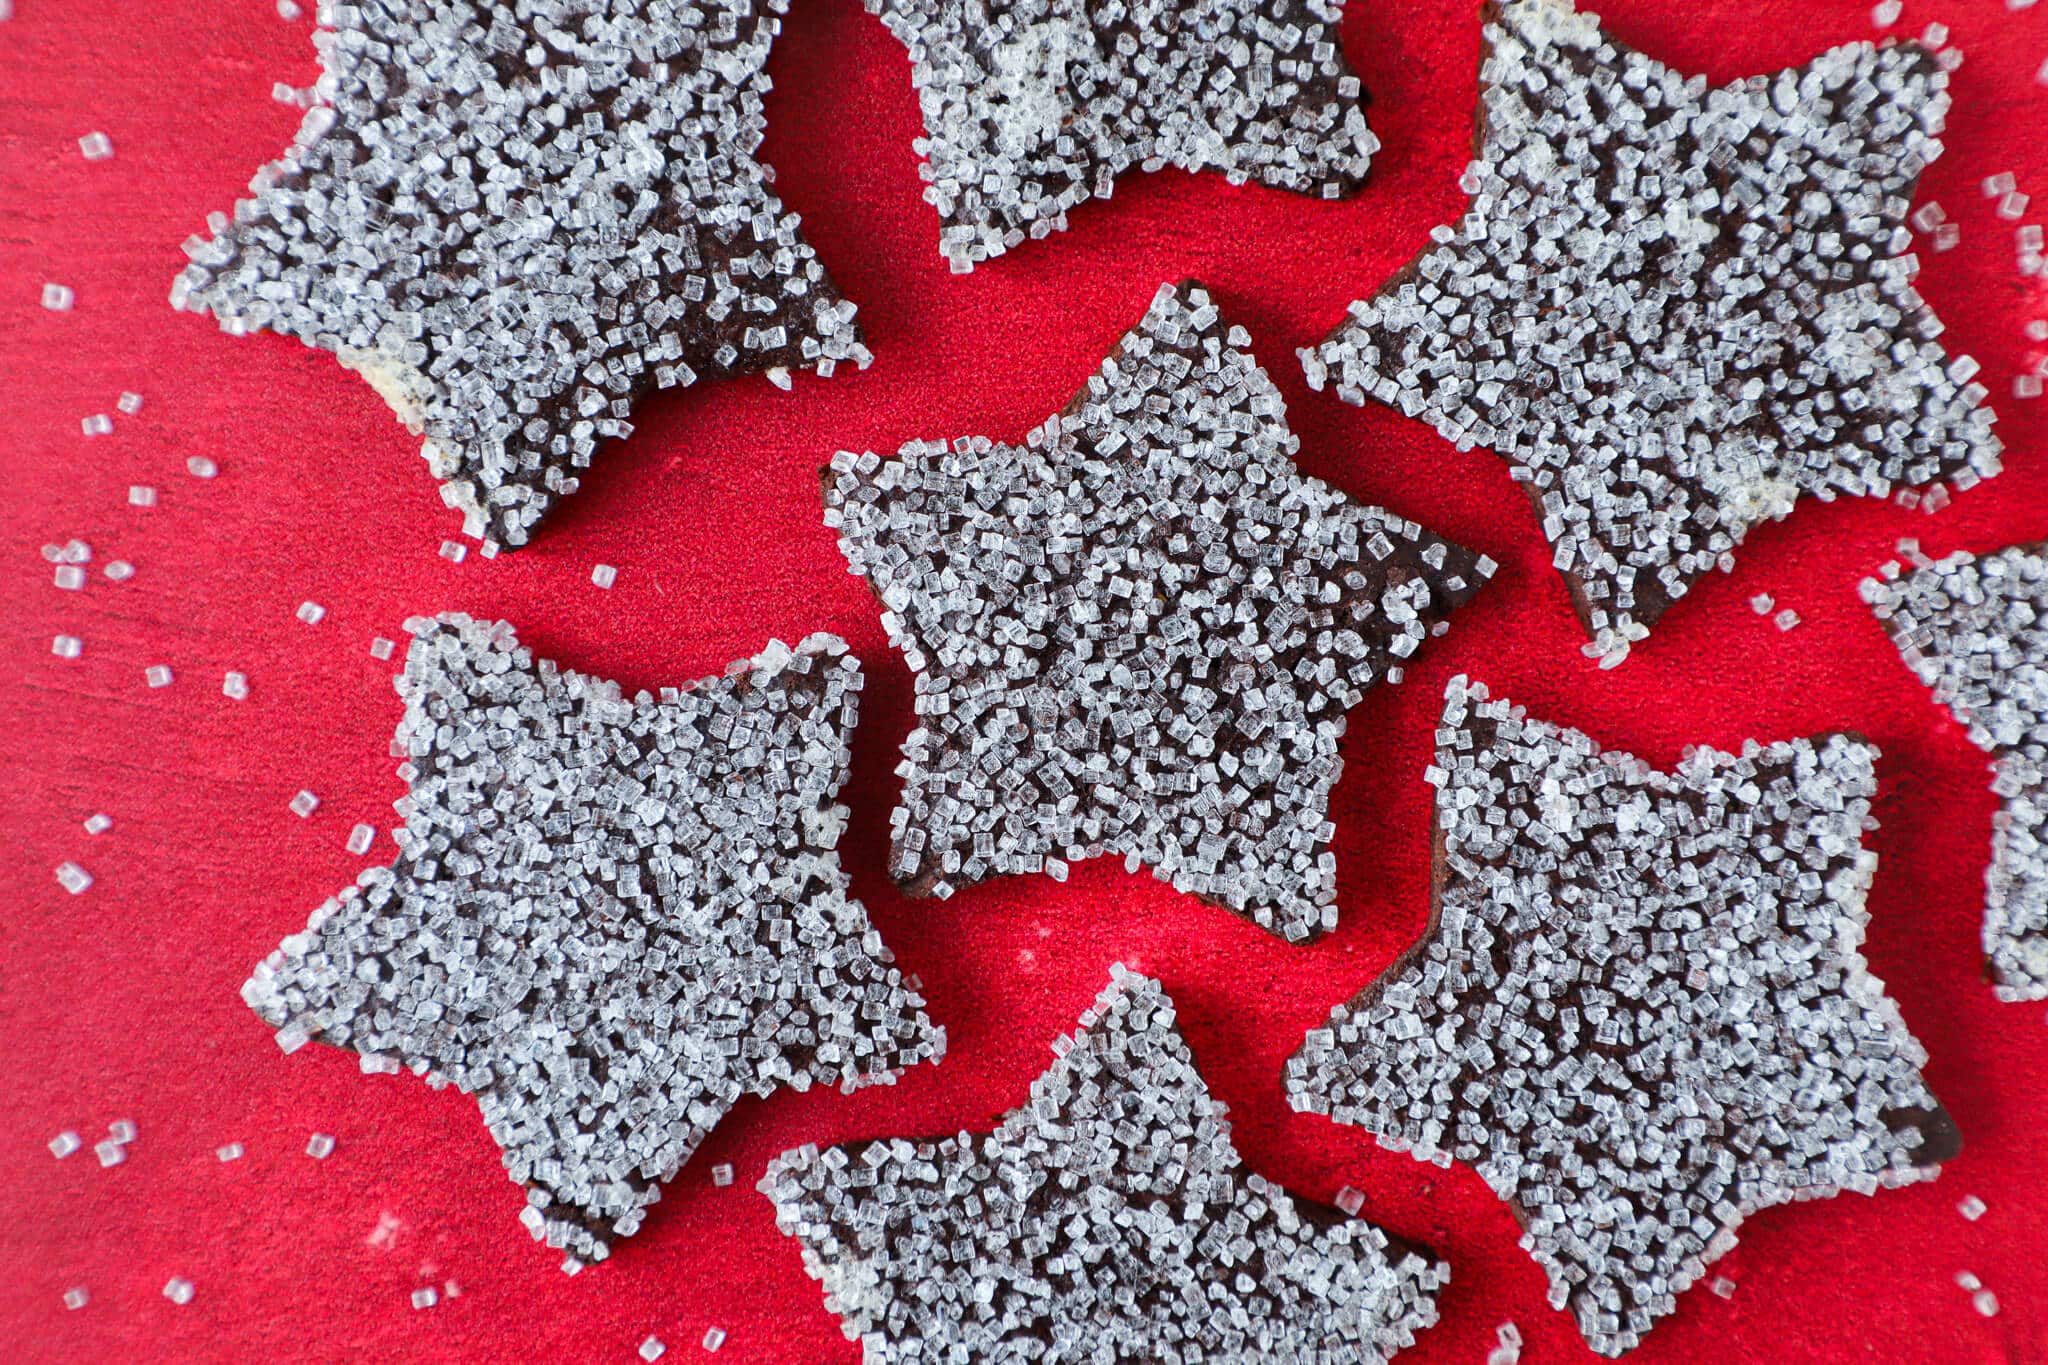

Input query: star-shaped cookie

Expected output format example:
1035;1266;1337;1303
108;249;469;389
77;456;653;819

763;965;1447;1362
1286;676;1959;1356
865;0;1379;271
173;0;866;549
243;616;943;1269
1864;542;2048;1000
1303;0;2000;667
824;281;1493;941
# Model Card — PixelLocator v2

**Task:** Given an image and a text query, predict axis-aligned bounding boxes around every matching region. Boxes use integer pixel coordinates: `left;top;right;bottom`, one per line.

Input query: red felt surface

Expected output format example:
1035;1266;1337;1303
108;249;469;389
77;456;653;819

3;1;2047;1361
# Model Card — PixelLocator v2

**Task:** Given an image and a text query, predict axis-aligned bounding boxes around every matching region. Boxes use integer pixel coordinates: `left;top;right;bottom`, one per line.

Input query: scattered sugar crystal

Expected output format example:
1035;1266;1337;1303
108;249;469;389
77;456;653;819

1872;0;1900;24
217;1142;244;1162
241;617;942;1267
1920;20;1947;47
346;824;375;855
1307;3;1999;667
108;1120;136;1144
49;1130;82;1159
1750;593;1775;614
639;1337;667;1362
117;391;143;415
128;485;157;507
710;1163;733;1188
223;671;249;701
79;132;113;160
53;635;83;659
54;565;85;590
1335;1186;1366;1217
1934;222;1961;251
289;790;319;818
278;0;300;15
438;540;467;564
105;561;134;581
411;1286;437;1309
296;601;325;626
163;1277;194;1306
1956;1269;1981;1291
1288;677;1954;1356
84;813;111;834
700;1328;725;1352
95;1139;125;1167
1985;172;2018;199
56;862;92;894
1974;1289;2000;1317
1958;1194;1986;1221
63;1287;88;1311
187;456;217;479
590;564;617;589
1998;192;2030;221
306;1132;335;1159
145;665;172;688
81;415;112;437
172;0;866;547
828;283;1489;939
1711;1276;1737;1299
369;637;395;661
2018;374;2044;400
42;283;74;311
1774;609;1802;631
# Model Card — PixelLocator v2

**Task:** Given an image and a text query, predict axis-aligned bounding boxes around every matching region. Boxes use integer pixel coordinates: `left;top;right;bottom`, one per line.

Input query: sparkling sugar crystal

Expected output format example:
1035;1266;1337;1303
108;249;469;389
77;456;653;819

1287;677;1957;1356
240;616;943;1268
78;132;114;159
170;0;865;549
1864;546;2048;999
1304;0;1999;667
825;281;1492;942
764;969;1447;1363
163;1278;195;1306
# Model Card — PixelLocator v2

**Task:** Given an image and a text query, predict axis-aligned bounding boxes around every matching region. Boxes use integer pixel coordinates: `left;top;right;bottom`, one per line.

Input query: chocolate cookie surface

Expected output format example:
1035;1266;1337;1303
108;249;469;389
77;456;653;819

1303;0;1999;666
174;0;865;549
825;280;1492;941
764;966;1446;1363
244;617;942;1269
865;0;1378;270
1288;676;1958;1356
1864;542;2048;1000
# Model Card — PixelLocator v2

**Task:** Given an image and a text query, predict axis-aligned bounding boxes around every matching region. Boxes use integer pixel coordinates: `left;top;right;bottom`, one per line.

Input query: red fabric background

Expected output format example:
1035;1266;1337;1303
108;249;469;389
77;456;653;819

4;1;2046;1361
